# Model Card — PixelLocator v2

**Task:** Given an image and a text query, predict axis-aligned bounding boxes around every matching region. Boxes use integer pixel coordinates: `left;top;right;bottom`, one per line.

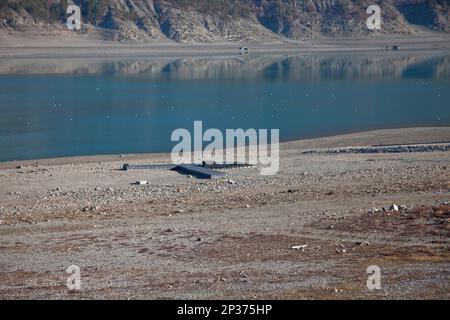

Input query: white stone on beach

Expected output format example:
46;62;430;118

390;204;399;211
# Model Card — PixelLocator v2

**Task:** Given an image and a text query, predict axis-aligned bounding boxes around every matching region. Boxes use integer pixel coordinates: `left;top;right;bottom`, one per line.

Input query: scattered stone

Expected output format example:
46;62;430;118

138;248;149;254
305;144;450;155
227;179;235;185
196;237;202;242
0;220;3;225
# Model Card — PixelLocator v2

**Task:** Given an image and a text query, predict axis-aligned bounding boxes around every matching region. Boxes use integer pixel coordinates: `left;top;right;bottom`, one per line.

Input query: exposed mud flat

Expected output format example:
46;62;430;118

0;127;449;299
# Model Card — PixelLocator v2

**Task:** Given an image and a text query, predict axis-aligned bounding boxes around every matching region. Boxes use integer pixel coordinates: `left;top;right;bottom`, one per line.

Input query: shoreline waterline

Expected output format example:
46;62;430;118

0;126;449;169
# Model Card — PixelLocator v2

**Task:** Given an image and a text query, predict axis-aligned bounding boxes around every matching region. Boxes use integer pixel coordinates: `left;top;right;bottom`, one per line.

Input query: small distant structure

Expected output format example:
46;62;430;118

240;47;249;55
382;45;400;51
123;162;252;179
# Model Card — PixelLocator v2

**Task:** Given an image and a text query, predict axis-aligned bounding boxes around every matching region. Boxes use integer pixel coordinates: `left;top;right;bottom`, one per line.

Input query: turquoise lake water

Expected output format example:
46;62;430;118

0;54;449;162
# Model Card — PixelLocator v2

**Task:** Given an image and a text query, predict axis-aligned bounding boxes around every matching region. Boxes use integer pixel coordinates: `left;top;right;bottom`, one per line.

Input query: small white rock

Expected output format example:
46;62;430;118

390;204;399;212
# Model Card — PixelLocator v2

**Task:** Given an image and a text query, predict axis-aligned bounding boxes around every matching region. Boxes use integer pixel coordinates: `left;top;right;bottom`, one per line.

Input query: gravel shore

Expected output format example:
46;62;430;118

1;32;450;59
0;127;449;299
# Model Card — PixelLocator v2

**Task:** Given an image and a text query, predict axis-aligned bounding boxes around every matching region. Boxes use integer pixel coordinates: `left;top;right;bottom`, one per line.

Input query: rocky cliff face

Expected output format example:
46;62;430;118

0;0;449;42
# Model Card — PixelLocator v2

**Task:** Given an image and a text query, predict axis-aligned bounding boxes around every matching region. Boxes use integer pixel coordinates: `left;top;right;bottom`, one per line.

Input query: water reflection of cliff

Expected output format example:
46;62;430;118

1;54;449;81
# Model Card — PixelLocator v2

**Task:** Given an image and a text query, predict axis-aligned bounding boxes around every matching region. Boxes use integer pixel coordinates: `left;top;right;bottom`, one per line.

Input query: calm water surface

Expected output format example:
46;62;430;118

0;54;449;162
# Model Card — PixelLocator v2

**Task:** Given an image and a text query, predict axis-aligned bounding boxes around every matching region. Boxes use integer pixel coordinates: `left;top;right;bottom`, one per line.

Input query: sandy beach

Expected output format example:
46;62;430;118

0;127;449;299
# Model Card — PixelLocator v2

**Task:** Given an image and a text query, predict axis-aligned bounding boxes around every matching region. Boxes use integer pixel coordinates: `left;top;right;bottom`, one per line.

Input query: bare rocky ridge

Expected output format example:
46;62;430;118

0;0;449;43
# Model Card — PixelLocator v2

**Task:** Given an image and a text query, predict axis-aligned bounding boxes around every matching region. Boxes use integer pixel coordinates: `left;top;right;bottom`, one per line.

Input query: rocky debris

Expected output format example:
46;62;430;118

369;204;408;214
304;144;450;155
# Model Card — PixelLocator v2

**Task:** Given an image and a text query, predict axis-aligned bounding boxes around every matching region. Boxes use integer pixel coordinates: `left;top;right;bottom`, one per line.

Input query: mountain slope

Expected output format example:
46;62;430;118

0;0;449;42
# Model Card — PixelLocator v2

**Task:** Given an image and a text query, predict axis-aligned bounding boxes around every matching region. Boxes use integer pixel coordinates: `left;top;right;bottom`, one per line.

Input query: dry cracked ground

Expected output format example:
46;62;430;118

0;127;449;299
